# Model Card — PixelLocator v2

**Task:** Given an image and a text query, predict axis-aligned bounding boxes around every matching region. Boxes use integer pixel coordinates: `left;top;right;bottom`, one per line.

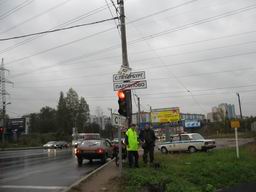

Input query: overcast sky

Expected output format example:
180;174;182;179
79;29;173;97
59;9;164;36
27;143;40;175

0;0;256;118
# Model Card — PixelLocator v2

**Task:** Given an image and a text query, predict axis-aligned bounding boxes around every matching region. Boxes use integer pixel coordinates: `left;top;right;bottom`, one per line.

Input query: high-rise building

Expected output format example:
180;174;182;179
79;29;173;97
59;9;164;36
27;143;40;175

207;103;236;122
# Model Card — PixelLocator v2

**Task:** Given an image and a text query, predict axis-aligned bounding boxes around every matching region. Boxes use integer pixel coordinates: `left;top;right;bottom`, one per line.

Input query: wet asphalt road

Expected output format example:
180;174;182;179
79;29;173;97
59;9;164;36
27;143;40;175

0;148;101;192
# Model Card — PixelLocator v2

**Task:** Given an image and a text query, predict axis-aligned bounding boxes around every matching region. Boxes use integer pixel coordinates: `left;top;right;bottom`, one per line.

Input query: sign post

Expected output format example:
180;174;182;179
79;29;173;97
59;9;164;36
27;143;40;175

112;113;126;177
231;120;240;159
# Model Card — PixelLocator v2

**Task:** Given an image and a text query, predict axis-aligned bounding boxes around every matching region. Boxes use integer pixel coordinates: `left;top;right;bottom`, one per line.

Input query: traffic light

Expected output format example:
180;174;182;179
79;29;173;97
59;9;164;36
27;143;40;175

117;90;127;117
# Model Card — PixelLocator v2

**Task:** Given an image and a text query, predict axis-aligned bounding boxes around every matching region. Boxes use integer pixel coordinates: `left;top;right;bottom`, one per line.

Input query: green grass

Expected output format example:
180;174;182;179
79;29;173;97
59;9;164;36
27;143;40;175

122;143;256;192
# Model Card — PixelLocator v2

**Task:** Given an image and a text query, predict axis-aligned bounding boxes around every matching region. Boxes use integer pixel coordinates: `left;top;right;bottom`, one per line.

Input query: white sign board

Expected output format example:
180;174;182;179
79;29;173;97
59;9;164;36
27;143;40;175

118;65;131;76
113;71;146;82
112;114;126;127
113;80;147;91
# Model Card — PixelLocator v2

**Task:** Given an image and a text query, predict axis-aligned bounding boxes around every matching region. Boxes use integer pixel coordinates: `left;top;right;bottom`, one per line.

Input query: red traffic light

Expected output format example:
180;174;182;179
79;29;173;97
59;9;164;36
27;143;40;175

117;91;125;100
0;127;4;134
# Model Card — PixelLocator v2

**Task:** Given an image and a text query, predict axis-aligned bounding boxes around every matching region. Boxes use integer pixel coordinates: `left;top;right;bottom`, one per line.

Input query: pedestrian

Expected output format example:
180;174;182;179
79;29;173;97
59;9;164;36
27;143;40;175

139;124;157;164
125;124;139;168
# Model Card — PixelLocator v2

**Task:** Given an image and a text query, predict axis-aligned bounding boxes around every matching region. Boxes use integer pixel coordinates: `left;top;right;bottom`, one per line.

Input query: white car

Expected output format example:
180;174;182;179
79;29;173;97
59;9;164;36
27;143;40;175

158;133;216;153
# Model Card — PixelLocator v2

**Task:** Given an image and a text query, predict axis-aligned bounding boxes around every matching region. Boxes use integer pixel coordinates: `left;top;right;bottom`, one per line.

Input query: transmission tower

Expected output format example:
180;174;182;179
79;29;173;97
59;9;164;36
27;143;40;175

1;58;13;143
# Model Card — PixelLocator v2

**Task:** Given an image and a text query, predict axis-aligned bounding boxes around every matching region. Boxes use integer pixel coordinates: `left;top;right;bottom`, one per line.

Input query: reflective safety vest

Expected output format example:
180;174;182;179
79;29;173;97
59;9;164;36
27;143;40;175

126;128;139;151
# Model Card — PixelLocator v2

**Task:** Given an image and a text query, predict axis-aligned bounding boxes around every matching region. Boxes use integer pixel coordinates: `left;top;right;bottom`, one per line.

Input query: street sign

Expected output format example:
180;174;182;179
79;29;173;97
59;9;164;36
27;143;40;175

118;65;131;76
113;80;147;91
113;71;146;82
231;120;240;128
112;113;126;127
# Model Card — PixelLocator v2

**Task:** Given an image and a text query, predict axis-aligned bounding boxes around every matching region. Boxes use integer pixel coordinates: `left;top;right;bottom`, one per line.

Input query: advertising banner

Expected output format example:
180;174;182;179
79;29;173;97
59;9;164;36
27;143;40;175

151;108;180;123
184;120;201;128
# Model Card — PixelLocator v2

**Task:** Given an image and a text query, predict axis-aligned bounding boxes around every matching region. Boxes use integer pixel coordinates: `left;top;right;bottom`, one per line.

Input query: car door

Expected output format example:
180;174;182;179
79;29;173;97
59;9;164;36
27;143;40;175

180;135;191;151
168;136;180;151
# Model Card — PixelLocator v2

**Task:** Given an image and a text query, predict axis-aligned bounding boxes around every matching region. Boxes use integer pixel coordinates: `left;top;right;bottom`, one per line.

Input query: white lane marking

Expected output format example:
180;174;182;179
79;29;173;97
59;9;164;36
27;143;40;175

0;185;67;190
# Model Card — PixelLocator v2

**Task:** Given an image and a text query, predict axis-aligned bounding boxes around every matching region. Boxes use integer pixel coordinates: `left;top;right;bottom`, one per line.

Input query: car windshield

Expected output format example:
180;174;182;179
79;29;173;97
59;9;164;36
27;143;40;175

47;141;56;144
84;134;101;140
81;140;101;147
191;134;205;140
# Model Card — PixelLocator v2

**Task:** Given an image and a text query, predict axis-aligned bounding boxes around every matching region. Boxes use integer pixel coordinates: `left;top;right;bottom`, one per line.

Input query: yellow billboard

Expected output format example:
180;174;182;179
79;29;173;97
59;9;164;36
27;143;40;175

151;108;180;123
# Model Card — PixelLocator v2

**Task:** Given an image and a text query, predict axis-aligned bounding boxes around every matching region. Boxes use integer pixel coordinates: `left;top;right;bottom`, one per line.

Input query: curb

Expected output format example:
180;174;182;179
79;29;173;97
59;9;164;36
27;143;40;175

0;146;43;151
62;158;114;192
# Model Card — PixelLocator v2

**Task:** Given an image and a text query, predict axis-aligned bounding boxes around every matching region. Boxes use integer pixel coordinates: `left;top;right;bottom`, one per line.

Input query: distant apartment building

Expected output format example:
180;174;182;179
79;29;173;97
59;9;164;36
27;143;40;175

90;115;111;130
207;103;236;122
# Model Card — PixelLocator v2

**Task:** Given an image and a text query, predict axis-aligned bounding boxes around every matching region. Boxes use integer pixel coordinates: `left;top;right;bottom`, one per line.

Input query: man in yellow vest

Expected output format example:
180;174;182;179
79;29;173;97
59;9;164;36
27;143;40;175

125;124;139;168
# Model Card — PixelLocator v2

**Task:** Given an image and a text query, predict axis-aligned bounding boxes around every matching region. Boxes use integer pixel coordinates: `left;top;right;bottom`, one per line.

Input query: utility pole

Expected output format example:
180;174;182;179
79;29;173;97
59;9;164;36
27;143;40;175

236;93;243;120
134;94;141;128
1;58;13;144
118;0;132;127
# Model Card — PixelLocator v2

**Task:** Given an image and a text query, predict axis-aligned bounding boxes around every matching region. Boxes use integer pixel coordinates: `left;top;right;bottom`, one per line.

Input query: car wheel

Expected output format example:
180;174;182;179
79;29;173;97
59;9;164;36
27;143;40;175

161;147;168;154
188;146;197;153
77;158;83;166
101;154;107;163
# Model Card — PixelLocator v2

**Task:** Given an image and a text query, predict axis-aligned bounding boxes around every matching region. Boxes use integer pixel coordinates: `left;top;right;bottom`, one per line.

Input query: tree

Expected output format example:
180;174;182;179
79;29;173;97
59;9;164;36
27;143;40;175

76;97;90;132
39;106;57;133
57;91;69;134
65;88;80;130
85;122;100;133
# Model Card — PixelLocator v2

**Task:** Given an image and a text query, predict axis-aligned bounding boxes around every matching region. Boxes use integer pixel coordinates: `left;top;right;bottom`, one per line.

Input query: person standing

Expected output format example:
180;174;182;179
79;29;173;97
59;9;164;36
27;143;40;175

139;124;157;164
125;124;139;168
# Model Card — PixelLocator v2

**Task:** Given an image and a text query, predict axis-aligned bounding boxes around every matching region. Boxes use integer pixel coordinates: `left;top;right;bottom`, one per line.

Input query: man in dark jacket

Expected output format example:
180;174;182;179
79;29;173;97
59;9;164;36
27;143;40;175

139;124;157;164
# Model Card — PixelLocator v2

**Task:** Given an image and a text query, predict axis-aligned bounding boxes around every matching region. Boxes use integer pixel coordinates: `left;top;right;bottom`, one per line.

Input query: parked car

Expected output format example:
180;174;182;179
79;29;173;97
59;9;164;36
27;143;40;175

158;133;216;153
43;141;57;149
54;141;69;149
75;139;113;166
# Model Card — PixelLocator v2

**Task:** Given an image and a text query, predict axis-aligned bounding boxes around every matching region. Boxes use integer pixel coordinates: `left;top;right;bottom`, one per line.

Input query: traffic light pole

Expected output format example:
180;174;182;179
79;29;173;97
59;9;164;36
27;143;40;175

118;0;132;127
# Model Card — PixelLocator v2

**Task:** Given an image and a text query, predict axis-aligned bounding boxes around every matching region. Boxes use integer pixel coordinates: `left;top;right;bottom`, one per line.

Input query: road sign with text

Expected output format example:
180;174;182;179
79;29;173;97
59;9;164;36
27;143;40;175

112;114;126;127
113;80;147;91
231;120;240;128
113;71;146;82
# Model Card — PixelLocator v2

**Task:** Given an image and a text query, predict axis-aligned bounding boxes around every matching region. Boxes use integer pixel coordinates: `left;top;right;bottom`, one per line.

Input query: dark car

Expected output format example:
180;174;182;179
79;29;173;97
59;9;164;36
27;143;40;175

54;141;68;149
75;139;113;166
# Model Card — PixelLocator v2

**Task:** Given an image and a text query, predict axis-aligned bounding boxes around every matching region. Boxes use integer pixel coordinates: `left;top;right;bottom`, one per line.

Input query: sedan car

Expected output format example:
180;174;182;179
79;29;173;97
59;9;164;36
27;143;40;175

43;141;57;149
54;141;69;149
75;139;113;166
158;133;216;153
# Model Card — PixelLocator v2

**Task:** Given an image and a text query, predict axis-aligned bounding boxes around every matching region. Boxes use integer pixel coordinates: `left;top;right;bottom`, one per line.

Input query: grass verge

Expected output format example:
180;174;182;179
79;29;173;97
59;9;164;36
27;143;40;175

121;142;256;192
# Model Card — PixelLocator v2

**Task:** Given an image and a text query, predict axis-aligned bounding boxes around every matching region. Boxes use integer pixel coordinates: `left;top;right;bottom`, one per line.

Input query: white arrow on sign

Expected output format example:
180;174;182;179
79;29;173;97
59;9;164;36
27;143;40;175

113;71;145;82
112;114;126;127
113;80;147;91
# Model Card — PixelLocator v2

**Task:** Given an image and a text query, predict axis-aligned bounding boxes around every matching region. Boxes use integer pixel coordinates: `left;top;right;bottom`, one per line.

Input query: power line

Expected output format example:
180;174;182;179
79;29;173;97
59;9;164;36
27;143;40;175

0;0;204;60
128;4;256;45
0;0;34;21
105;0;121;37
5;3;256;68
0;0;72;34
0;17;118;42
0;5;109;55
13;67;254;86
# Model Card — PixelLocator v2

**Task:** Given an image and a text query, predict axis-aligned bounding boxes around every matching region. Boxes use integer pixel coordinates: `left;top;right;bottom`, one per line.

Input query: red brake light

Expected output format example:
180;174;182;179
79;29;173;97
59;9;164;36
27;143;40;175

96;148;105;154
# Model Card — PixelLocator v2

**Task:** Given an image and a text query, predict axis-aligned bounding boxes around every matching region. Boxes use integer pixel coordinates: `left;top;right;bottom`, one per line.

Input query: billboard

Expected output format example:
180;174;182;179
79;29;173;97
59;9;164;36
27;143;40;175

184;120;201;128
7;118;26;132
151;107;180;123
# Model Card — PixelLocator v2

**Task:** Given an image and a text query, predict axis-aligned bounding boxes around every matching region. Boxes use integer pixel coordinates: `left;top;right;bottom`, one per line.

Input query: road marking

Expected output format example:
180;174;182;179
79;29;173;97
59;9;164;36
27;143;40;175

0;185;67;190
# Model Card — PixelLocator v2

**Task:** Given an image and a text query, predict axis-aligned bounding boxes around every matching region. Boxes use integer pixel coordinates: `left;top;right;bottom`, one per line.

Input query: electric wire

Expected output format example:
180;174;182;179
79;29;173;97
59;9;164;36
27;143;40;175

0;0;72;34
0;0;34;20
0;4;109;55
0;17;118;41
